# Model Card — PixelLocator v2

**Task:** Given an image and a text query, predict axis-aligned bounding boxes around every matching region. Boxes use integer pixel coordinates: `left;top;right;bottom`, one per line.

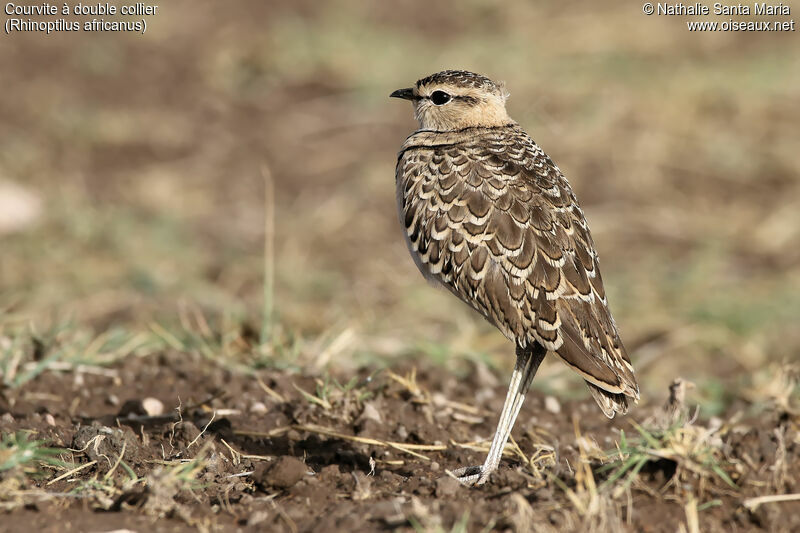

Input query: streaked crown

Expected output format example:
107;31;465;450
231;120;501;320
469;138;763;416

415;70;504;96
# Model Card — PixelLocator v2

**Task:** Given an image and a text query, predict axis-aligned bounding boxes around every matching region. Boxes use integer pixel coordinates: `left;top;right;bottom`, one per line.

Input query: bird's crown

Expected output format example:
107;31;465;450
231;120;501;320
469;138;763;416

415;70;504;96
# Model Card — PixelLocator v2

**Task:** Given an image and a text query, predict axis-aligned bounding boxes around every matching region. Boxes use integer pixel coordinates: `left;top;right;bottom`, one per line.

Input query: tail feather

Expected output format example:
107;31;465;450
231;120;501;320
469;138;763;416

586;381;632;419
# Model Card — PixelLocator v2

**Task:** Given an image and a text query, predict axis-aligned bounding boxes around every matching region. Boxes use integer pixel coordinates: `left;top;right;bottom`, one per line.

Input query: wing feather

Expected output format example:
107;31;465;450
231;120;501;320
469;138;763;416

396;125;639;413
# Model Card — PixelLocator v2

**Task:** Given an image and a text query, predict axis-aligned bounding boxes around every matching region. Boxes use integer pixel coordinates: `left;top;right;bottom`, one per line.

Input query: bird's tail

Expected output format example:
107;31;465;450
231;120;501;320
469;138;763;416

586;381;631;419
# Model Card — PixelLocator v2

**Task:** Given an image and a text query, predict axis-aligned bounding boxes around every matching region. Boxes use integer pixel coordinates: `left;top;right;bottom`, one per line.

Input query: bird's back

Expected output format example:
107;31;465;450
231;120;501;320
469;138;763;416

396;124;639;416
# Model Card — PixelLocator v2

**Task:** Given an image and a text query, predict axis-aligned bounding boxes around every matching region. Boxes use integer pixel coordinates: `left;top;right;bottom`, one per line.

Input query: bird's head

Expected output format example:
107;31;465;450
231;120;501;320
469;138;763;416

390;70;511;131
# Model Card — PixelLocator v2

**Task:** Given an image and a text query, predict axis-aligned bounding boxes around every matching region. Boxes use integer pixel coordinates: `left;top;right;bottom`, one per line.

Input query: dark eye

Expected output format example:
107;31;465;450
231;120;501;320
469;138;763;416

430;90;451;105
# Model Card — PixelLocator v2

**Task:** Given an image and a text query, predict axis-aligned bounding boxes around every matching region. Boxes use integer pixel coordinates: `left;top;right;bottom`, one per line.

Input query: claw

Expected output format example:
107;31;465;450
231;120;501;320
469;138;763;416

449;465;483;486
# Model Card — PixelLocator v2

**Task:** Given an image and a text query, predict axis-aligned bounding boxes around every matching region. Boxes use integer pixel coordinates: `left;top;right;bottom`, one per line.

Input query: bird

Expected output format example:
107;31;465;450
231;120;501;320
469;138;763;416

390;70;639;486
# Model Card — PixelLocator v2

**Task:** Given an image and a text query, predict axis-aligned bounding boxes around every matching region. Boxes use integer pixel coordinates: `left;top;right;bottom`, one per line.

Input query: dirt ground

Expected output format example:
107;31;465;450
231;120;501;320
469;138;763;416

1;352;798;532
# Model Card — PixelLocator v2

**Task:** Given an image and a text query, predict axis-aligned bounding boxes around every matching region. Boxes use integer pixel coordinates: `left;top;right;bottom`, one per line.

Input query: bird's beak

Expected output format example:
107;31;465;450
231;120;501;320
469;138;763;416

390;87;415;100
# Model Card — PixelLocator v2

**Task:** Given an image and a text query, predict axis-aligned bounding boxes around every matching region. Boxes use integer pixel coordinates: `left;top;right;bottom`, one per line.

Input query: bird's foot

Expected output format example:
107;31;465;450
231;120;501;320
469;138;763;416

448;465;491;486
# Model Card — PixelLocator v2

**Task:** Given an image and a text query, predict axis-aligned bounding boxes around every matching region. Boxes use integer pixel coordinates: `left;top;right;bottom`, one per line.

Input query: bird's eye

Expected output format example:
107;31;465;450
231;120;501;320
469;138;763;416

430;90;452;105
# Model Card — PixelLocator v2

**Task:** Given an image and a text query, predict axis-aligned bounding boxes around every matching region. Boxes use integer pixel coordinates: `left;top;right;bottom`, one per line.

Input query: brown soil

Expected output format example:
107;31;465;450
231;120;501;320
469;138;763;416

1;355;798;532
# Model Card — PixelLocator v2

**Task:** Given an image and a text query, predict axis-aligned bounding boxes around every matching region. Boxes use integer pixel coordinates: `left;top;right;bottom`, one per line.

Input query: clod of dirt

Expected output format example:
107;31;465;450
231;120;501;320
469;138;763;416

169;421;202;447
379;470;402;484
118;399;147;417
72;424;139;465
205;417;234;441
406;475;434;496
435;475;460;497
254;456;307;489
317;464;341;483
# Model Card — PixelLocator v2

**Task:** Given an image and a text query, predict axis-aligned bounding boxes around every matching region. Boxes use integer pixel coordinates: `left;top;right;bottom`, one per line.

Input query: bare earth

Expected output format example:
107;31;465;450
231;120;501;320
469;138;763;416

1;353;798;532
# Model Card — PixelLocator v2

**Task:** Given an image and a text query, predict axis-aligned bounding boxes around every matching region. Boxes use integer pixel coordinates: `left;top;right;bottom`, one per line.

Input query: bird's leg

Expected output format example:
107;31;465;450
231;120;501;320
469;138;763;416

450;344;546;486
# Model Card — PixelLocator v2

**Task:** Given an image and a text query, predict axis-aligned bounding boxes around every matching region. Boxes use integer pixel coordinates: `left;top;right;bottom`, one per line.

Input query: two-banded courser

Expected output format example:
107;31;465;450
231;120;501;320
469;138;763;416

391;70;639;485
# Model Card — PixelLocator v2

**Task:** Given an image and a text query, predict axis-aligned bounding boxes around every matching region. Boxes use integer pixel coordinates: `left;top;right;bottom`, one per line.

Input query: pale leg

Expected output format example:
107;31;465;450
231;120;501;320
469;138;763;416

451;344;546;485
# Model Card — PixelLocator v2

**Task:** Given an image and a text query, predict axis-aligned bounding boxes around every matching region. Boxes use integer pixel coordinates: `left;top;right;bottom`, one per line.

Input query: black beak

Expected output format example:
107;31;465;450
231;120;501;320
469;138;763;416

390;87;415;100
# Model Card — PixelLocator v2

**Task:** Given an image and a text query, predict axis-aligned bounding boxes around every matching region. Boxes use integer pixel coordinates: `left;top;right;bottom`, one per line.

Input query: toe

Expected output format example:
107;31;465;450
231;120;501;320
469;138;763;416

449;465;483;486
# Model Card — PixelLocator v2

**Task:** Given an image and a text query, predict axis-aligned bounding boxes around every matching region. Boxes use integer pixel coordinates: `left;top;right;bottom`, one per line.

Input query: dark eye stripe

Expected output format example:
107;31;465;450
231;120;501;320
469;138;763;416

454;95;479;105
420;92;481;105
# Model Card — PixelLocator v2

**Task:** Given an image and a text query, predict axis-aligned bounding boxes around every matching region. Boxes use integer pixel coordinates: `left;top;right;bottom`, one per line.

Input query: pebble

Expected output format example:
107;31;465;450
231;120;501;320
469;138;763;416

250;401;268;414
44;413;56;426
142;397;164;416
247;510;270;527
358;401;382;424
396;425;408;440
0;180;42;235
544;396;561;414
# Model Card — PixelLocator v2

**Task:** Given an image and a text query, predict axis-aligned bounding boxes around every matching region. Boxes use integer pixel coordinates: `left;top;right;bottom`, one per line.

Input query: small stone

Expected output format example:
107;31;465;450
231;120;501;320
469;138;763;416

429;461;440;472
250;401;268;414
396;425;408;440
44;413;56;426
358;401;382;424
544;396;561;414
172;421;201;445
0;181;42;235
142;397;164;416
106;394;120;407
247;510;270;526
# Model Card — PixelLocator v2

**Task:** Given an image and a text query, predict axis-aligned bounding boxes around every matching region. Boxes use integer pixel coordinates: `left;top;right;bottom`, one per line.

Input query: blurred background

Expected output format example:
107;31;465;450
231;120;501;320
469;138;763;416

1;0;798;411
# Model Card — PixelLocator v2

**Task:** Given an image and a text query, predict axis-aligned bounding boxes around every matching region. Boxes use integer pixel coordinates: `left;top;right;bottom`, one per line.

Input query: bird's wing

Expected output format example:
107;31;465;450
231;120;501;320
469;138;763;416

397;127;639;405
